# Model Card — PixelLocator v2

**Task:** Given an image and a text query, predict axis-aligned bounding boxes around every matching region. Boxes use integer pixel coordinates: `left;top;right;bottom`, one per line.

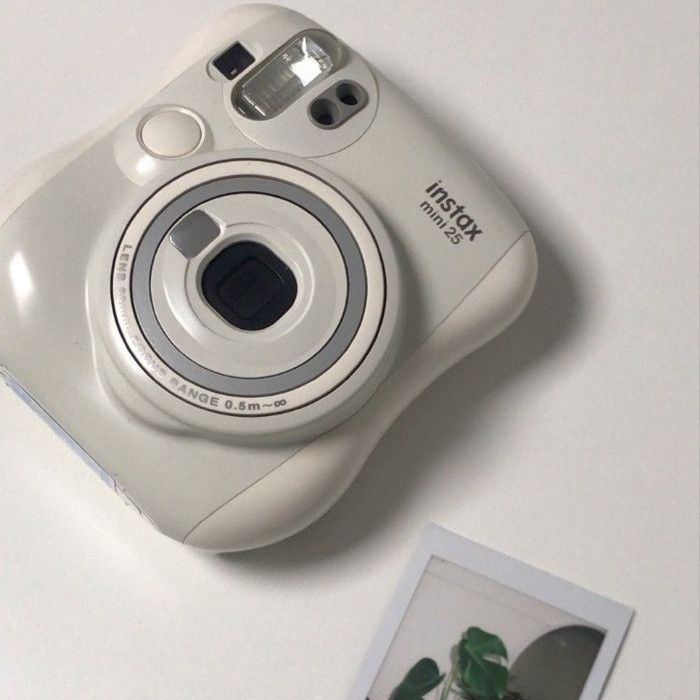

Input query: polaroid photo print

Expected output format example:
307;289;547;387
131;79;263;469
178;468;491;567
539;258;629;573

349;525;633;700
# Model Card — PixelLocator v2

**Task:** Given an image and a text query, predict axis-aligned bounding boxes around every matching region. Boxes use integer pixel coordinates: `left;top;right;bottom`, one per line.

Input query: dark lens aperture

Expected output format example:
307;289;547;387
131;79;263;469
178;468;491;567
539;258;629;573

201;241;297;331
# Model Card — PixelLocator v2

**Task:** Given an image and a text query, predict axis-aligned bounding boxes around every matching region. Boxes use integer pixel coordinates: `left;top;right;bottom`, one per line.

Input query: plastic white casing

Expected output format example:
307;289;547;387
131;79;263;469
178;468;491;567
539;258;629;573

0;4;537;551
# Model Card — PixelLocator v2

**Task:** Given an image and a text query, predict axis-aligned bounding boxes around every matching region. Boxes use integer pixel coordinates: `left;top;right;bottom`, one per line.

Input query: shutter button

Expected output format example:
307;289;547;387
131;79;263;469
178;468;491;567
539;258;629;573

138;108;204;159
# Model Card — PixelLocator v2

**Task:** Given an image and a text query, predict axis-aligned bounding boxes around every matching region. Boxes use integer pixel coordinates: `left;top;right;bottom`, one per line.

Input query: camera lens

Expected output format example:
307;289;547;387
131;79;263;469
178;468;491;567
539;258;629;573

201;241;297;331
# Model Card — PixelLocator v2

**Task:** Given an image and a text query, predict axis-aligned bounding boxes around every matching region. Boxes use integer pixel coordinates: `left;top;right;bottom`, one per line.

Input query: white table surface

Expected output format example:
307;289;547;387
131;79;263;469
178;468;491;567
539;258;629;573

1;1;698;698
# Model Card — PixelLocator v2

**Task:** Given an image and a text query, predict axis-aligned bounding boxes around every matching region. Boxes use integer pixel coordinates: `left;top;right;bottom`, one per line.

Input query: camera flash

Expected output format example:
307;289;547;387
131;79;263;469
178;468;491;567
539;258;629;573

234;33;340;120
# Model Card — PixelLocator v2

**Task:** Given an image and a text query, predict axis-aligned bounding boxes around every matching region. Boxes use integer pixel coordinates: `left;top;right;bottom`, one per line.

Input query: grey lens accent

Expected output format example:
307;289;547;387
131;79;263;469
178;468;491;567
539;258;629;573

131;175;367;397
169;209;221;259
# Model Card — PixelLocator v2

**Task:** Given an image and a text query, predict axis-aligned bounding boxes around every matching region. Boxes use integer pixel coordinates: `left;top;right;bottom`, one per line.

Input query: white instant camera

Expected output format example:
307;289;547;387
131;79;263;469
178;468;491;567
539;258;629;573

0;5;537;551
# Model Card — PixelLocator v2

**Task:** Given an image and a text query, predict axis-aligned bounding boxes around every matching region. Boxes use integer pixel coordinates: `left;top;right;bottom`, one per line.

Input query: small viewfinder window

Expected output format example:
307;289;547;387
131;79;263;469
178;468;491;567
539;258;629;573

213;42;255;80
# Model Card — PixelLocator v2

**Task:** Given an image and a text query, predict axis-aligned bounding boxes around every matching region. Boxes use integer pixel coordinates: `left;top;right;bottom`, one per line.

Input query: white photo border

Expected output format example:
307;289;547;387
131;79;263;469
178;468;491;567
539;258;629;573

349;524;634;700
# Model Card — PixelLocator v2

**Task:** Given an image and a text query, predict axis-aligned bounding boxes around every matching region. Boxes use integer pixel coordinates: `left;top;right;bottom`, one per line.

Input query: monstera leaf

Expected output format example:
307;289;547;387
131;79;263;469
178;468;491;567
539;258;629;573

456;627;509;699
390;658;445;700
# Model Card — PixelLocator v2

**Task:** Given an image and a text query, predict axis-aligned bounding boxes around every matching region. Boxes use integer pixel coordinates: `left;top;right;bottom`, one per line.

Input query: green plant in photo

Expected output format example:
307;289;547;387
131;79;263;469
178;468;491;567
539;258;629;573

390;627;524;700
389;658;445;700
447;627;509;699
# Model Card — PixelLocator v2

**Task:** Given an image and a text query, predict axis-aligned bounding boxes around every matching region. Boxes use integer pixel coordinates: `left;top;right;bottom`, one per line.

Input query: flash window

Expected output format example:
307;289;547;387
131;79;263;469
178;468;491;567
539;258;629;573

233;31;342;120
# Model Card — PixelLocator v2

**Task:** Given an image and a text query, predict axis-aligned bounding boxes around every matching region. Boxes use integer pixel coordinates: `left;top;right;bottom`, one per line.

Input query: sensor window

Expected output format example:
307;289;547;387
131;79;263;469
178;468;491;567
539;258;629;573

308;80;368;129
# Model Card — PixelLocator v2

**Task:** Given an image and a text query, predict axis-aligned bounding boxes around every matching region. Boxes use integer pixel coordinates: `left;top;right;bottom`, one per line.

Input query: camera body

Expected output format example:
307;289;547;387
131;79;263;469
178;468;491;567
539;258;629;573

0;5;537;551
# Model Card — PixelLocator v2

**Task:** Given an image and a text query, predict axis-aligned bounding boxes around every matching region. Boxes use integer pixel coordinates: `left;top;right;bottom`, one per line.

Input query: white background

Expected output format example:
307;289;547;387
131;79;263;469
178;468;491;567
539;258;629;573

0;1;697;698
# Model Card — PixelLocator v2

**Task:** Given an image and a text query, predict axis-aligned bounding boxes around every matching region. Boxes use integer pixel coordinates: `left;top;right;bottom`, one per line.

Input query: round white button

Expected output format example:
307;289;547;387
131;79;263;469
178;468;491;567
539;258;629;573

139;109;204;159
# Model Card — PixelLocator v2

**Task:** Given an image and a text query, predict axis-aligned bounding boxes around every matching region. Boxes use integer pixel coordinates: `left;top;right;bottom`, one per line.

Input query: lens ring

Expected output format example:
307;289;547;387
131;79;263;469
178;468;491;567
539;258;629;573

130;175;368;397
150;203;349;379
111;158;391;418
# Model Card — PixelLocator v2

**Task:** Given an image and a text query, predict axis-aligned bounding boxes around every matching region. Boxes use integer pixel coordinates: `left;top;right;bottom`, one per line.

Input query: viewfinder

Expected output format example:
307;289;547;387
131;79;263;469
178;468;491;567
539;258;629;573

213;42;255;80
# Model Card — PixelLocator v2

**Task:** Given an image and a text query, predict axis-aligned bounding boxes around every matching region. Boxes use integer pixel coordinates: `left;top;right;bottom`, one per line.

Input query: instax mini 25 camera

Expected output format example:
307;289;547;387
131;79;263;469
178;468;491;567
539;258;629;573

0;5;537;551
